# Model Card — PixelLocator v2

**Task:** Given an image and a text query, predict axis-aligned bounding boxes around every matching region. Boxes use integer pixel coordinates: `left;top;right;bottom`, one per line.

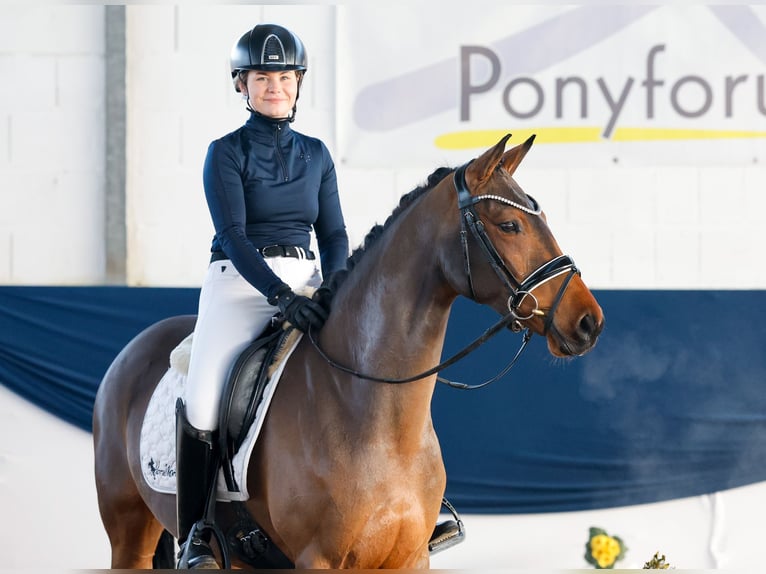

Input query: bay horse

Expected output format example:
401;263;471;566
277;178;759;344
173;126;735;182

93;134;603;569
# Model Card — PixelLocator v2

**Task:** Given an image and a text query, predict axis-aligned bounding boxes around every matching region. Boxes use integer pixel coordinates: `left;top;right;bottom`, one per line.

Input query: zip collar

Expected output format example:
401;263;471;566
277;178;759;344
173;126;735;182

245;112;293;134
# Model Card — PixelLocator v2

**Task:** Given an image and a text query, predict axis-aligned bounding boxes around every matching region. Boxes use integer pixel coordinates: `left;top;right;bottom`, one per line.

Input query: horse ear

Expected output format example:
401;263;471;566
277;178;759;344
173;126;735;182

465;133;512;188
500;134;535;177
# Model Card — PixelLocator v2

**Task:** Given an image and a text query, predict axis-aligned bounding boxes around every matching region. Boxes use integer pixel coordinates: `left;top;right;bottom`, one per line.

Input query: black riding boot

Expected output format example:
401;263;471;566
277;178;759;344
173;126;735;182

175;399;220;569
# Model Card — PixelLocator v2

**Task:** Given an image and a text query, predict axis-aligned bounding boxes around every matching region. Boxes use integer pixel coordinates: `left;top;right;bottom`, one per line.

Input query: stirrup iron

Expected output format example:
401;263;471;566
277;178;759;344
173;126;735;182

428;497;466;555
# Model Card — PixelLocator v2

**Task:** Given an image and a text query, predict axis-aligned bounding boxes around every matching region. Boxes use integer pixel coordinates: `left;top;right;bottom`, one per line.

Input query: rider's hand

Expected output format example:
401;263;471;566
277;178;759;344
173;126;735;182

269;284;329;333
312;269;348;313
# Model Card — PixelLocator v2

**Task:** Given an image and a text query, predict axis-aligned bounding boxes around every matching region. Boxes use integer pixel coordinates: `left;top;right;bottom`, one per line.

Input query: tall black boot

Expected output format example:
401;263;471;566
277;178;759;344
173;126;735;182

175;399;220;569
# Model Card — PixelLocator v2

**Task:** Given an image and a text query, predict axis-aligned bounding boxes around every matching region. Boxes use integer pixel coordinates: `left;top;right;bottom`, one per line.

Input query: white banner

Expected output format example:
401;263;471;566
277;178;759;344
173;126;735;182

338;4;766;167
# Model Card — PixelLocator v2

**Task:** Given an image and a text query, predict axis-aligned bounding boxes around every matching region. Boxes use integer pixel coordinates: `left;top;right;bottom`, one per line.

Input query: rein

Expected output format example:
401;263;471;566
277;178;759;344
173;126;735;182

306;163;579;388
307;311;527;387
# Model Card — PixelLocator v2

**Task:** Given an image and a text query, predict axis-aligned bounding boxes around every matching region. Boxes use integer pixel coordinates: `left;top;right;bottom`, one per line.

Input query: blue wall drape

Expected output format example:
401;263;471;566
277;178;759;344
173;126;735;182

1;286;765;513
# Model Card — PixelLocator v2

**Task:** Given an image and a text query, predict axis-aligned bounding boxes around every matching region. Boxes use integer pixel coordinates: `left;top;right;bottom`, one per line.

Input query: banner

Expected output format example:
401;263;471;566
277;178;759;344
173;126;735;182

339;4;766;167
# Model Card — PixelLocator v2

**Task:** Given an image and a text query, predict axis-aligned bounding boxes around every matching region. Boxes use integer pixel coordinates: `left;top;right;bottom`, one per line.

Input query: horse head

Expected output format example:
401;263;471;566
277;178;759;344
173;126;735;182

445;134;603;357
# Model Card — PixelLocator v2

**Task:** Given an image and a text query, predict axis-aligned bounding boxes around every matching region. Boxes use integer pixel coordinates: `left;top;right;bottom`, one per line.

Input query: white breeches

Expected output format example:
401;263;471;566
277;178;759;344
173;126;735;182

184;257;321;431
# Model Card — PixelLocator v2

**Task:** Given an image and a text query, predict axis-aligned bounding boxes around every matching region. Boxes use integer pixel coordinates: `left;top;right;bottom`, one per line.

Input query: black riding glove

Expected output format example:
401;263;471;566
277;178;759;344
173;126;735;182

268;284;329;333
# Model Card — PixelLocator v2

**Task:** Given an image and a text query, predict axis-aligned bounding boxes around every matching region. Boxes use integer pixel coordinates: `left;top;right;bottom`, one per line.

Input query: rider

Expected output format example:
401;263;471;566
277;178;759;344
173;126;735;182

175;23;349;569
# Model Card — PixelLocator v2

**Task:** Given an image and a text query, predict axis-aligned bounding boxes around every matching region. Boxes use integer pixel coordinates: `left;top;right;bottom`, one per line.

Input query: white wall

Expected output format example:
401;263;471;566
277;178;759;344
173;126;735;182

1;4;765;288
0;5;105;284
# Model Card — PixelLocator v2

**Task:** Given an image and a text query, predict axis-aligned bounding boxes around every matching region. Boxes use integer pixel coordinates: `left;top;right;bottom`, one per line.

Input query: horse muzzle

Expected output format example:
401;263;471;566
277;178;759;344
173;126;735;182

546;306;604;357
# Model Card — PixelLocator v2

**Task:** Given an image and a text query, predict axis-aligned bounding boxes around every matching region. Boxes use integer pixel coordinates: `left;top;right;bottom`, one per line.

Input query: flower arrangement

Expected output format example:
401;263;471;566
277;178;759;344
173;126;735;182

643;551;673;569
584;527;626;569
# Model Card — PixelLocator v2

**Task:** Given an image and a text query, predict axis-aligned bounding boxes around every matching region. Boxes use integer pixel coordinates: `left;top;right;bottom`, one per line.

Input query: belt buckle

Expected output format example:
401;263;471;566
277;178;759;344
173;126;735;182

261;245;279;258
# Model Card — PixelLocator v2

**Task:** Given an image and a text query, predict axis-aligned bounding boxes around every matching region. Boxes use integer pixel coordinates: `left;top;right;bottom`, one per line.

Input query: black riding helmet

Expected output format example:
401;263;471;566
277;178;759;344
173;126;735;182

230;23;307;93
231;24;307;120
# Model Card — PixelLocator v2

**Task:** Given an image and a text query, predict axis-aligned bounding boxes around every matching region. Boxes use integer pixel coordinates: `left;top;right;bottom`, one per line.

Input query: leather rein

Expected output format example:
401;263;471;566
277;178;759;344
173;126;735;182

307;162;580;388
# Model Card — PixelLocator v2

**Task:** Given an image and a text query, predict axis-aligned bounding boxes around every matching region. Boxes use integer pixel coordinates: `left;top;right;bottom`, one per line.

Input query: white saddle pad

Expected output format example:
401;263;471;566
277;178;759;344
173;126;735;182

139;331;302;502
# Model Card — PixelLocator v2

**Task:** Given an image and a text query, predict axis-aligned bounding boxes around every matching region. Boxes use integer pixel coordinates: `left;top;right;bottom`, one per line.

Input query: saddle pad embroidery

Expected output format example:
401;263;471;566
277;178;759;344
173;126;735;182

139;333;302;502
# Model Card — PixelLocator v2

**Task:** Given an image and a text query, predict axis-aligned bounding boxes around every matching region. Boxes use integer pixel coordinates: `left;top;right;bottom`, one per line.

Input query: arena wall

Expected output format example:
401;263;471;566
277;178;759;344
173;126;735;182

3;4;764;289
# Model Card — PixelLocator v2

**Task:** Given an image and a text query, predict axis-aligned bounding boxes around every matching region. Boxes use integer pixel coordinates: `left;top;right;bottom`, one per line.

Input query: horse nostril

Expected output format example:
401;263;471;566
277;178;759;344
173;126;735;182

578;313;597;338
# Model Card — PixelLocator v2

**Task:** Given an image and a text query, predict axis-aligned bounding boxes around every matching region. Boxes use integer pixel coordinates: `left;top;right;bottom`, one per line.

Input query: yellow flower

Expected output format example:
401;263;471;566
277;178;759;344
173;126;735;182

585;527;626;569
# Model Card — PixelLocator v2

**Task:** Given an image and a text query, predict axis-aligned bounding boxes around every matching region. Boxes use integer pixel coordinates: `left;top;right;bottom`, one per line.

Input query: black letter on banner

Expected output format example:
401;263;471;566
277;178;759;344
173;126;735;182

556;77;588;119
671;76;712;118
502;78;544;119
598;77;634;139
759;75;766;115
724;75;747;117
460;46;500;121
642;44;665;119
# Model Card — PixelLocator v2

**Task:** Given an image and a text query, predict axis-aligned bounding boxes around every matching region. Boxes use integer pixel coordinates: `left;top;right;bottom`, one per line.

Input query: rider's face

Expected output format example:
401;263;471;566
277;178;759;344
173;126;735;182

242;70;298;119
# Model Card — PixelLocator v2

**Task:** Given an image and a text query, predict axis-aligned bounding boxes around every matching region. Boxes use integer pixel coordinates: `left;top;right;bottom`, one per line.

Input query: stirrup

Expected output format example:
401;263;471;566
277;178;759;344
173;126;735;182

177;522;220;569
428;498;466;555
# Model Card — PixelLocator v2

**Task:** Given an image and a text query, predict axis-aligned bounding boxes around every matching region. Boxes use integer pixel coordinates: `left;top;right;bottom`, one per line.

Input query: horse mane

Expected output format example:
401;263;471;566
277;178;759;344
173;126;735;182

345;166;453;274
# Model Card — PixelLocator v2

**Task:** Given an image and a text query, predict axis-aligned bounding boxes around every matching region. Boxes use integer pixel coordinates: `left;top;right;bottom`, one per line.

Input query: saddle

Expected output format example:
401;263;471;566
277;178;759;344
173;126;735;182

216;321;294;494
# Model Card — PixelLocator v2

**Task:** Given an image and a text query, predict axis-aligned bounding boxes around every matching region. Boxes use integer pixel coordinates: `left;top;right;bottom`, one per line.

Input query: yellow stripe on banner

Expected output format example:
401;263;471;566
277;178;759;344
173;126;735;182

434;127;766;149
612;127;766;141
434;127;603;149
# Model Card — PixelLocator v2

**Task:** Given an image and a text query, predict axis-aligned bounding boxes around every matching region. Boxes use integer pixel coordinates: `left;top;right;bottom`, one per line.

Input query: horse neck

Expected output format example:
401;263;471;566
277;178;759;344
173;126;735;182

322;188;457;438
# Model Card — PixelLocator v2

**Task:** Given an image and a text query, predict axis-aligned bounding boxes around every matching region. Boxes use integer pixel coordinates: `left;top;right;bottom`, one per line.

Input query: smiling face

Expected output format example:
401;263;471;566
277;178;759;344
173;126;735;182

240;70;298;119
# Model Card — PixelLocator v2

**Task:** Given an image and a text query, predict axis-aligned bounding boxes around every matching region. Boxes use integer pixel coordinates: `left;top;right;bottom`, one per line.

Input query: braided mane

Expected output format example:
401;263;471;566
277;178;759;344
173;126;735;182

345;166;452;273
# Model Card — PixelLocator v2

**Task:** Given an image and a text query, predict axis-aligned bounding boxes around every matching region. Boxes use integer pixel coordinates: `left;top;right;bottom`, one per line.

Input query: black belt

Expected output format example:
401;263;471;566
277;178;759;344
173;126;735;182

210;245;315;263
260;245;315;259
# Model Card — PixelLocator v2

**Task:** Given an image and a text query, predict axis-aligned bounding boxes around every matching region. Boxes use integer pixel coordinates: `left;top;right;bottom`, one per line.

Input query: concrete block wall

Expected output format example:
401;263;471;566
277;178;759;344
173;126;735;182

518;164;766;289
1;5;764;289
0;6;105;284
339;161;766;290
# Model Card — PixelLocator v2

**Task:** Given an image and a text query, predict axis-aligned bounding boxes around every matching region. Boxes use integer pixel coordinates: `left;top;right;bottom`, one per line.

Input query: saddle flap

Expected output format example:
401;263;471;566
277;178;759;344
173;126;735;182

217;324;292;491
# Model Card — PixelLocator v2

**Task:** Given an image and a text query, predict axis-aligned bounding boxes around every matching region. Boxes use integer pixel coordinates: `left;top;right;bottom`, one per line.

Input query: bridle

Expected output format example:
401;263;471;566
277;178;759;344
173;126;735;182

454;162;579;335
307;162;580;388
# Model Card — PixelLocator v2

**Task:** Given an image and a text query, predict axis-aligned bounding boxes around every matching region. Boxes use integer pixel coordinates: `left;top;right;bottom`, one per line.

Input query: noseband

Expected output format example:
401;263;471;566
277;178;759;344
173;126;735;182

454;162;579;334
307;163;581;388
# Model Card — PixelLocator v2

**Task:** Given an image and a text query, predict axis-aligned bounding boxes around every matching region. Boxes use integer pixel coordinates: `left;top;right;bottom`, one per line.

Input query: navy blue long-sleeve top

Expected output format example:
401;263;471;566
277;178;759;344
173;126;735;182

203;113;349;299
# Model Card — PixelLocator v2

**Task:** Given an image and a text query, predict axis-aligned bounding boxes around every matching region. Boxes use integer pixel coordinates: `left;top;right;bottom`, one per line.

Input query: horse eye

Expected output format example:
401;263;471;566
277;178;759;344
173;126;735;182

499;221;520;234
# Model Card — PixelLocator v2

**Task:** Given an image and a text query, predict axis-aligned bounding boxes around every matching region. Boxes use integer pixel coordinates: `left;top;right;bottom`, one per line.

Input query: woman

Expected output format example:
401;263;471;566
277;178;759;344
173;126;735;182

176;23;349;569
